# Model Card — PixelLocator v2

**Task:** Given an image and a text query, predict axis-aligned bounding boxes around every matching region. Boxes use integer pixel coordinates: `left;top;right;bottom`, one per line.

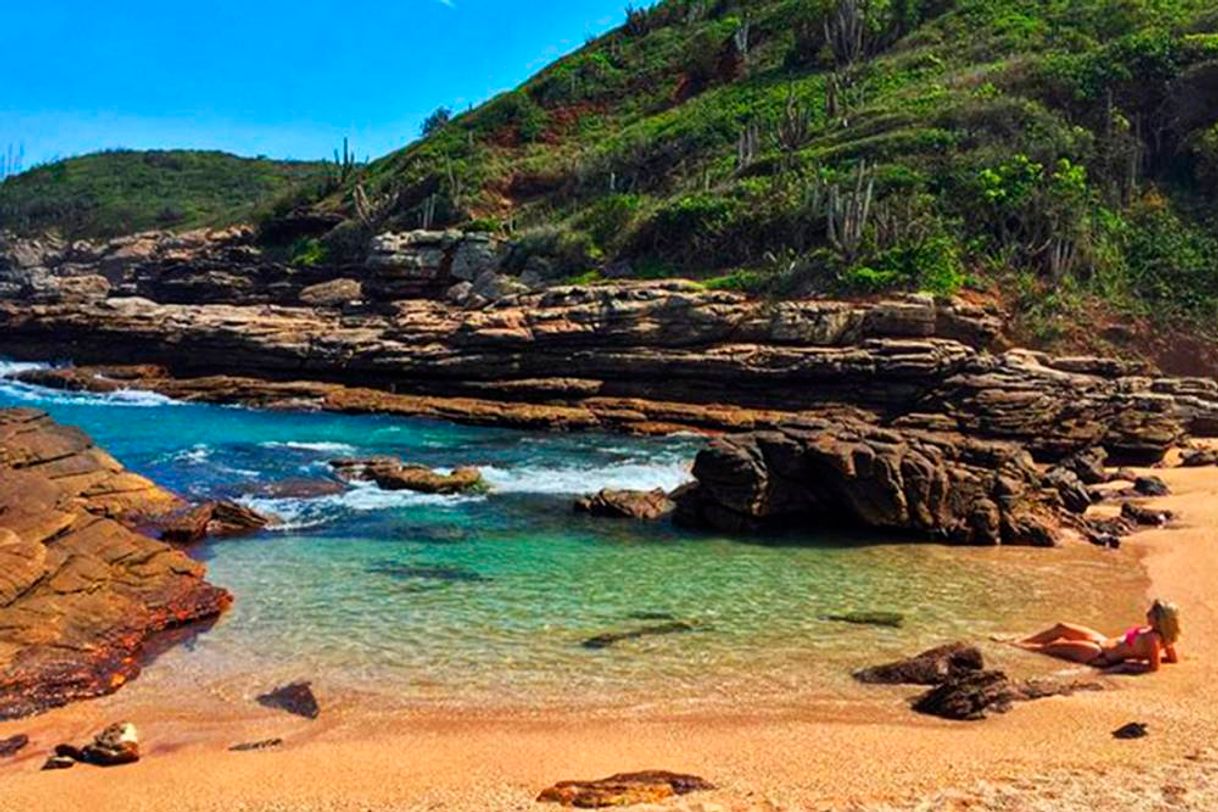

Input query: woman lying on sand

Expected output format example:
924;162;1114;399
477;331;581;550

1015;600;1180;672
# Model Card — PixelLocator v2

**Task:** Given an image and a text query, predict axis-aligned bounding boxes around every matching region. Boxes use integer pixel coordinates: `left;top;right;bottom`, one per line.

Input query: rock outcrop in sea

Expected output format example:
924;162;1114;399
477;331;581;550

0;408;231;720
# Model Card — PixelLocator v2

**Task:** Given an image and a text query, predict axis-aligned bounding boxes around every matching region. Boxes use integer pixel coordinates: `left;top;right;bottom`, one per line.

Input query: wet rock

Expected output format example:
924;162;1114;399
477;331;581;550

822;611;906;629
79;722;140;766
911;671;1105;721
229;738;284;752
159;500;273;544
674;420;1060;546
1135;476;1170;497
256;682;320;720
330;457;485;495
41;755;76;771
1121;502;1174;526
537;770;714;807
0;733;29;757
0;409;231;720
582;622;697;650
574;488;675;521
1114;722;1149;740
853;643;984;685
1179;448;1218;468
234;478;347;500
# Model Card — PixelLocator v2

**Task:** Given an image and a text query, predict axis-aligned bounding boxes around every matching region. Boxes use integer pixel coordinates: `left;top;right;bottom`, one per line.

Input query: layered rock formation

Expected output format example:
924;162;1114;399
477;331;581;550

0;408;230;719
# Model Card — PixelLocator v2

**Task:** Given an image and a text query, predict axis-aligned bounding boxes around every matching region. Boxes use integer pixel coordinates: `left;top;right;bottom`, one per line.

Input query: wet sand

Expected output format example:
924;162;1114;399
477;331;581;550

1;459;1215;811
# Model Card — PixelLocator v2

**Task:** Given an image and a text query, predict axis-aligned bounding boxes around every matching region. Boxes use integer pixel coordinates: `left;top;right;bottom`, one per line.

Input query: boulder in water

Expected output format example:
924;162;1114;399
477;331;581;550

257;681;320;719
573;488;675;520
822;611;906;629
330;457;485;495
853;643;984;685
537;770;714;807
159;500;274;544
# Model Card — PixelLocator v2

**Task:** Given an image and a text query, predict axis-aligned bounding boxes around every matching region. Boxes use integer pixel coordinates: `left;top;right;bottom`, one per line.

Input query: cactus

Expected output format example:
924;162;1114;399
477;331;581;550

733;17;752;58
332;137;358;184
774;90;812;171
1;144;24;181
353;182;401;229
827;161;875;262
736;122;760;173
825;0;868;69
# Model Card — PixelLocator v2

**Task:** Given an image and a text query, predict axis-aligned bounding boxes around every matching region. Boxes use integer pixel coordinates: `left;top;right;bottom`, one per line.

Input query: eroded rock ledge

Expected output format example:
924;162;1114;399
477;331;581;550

0;408;231;720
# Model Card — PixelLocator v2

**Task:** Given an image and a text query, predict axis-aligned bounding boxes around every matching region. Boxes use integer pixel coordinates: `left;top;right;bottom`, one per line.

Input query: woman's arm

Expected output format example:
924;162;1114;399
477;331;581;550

1147;644;1162;672
1164;644;1179;664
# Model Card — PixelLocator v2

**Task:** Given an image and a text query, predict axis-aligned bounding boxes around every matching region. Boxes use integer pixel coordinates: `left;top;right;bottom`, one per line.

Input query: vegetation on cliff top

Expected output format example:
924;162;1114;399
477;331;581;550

283;0;1218;327
0;150;326;239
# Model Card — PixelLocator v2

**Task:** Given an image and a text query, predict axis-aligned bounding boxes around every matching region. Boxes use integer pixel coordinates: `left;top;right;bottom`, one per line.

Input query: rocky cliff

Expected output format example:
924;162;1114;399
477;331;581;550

0;408;231;719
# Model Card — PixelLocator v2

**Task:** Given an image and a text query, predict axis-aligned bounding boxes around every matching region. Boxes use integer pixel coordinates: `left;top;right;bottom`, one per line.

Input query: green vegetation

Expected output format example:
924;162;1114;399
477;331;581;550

0;150;326;239
290;0;1217;329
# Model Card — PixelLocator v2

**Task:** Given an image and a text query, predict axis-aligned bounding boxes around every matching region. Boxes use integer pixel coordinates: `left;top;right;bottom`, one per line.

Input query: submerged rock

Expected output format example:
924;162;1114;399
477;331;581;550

822;611;906;629
581;622;697;650
574;488;675;521
367;562;491;583
330;457;485;495
537;770;714;807
0;733;29;757
257;682;320;720
853;643;984;685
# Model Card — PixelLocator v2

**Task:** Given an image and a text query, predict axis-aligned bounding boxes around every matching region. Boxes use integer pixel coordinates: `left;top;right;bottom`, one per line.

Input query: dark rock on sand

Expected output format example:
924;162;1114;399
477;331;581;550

1179;448;1218;468
581;621;697;650
822;611;906;629
1114;722;1149;739
1135;476;1171;497
78;722;140;766
159;500;273;544
330;457;485;495
574;488;675;521
257;682;320;720
1121;502;1174;527
0;733;28;757
229;738;284;752
537;770;714;807
41;755;76;770
853;643;984;685
912;671;1105;721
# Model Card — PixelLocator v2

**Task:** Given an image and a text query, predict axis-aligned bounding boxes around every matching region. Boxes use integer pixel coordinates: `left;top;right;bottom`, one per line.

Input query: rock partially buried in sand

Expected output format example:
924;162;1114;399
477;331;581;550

229;738;284;752
329;457;485;495
1134;476;1170;497
257;682;320;720
573;488;675;521
911;671;1105;721
0;733;29;757
80;722;140;766
1113;722;1149;739
1121;502;1174;527
581;621;698;650
537;770;714;807
1179;448;1218;468
853;643;984;685
41;755;75;771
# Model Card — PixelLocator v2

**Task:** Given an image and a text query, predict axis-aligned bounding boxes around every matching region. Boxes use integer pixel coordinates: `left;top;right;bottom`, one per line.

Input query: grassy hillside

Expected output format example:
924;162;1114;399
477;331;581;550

0;150;327;239
303;0;1218;329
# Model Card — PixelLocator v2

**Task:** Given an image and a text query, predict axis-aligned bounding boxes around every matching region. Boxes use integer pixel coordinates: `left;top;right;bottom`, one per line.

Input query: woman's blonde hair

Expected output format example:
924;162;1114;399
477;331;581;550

1149;599;1181;645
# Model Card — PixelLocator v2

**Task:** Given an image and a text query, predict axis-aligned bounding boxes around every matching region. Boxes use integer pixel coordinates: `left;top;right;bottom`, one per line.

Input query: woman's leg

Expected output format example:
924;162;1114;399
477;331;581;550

1036;640;1104;665
1019;622;1106;646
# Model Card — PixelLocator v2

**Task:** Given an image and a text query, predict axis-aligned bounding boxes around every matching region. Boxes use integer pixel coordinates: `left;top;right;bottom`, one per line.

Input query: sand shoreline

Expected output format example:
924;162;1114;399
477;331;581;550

1;458;1215;811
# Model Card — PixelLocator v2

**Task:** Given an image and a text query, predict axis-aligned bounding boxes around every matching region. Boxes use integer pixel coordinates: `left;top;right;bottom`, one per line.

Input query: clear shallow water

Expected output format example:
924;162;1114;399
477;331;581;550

0;363;1145;711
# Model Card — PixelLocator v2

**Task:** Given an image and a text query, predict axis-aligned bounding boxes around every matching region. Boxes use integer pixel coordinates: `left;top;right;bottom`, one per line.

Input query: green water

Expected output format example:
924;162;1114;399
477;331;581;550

0;363;1144;711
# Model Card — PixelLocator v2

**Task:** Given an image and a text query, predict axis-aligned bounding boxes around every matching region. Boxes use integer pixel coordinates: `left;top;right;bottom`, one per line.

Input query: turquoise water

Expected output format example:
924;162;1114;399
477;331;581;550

0;363;1143;711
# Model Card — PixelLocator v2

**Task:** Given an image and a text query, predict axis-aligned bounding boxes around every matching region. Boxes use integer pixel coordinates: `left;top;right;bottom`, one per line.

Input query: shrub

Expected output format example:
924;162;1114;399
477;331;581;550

421;107;453;137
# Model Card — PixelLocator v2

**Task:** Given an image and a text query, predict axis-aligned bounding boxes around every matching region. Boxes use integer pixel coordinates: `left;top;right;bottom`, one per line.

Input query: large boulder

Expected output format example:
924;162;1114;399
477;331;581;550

673;418;1060;545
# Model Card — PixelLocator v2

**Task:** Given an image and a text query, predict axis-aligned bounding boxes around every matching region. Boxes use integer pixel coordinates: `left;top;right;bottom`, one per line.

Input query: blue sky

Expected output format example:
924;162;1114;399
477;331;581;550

0;1;627;168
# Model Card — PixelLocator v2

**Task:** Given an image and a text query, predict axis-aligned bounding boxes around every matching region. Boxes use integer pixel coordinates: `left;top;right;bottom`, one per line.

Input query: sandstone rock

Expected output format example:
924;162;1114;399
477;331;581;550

537;771;714;807
1121;502;1173;526
1057;446;1110;485
1180;448;1218;467
229;738;284;752
0;409;230;720
41;755;75;770
79;722;140;766
158;500;273;544
574;489;675;521
673;419;1060;546
471;269;528;301
853;643;984;685
0;733;28;757
911;670;1105;721
298;278;362;307
256;681;320;719
1044;466;1094;514
1135;476;1170;497
330;457;484;495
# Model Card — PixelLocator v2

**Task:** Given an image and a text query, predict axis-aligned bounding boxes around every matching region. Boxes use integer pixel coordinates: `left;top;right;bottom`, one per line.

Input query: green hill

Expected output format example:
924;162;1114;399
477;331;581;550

302;0;1218;329
0;150;327;239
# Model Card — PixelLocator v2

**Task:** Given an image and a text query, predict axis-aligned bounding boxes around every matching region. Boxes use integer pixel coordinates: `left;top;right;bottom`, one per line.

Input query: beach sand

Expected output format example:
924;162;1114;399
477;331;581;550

1;459;1215;812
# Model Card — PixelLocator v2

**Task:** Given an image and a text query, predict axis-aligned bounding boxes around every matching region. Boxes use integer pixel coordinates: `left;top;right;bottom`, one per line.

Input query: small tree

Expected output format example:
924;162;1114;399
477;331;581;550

421;107;453;138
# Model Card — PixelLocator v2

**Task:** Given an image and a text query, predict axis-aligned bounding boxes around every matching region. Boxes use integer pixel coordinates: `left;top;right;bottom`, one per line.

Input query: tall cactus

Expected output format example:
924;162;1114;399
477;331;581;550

736;122;761;173
825;0;868;69
774;90;812;171
827;161;875;262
